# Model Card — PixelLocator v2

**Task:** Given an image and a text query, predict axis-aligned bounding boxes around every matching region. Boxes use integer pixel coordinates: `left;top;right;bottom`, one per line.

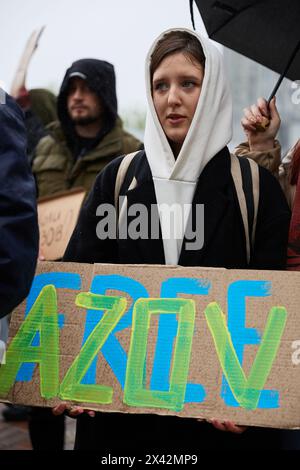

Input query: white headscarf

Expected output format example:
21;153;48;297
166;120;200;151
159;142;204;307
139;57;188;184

144;28;233;265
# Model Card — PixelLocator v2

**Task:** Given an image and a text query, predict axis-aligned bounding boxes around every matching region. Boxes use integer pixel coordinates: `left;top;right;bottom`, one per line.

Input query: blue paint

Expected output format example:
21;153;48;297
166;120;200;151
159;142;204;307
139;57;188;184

184;383;206;403
81;275;148;387
150;278;211;403
30;313;65;348
14;272;280;410
58;314;65;328
222;280;279;408
16;273;81;382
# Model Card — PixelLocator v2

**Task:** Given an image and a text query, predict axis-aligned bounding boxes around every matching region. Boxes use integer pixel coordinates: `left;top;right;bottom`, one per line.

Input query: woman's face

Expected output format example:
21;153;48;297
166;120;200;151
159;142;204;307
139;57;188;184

152;51;204;155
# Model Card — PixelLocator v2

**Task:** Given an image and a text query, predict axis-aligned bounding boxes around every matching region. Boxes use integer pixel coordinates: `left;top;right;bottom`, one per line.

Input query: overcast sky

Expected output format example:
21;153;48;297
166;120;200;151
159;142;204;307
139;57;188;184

1;0;208;112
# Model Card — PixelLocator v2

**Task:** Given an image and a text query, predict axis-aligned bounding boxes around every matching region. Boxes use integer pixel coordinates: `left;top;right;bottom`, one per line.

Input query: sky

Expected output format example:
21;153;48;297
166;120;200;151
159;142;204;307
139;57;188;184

0;0;208;113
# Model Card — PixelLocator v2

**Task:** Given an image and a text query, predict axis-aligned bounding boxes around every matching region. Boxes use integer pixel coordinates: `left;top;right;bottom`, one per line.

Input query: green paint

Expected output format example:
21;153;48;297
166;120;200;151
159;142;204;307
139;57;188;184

205;302;287;410
124;298;196;412
59;293;127;404
0;285;59;399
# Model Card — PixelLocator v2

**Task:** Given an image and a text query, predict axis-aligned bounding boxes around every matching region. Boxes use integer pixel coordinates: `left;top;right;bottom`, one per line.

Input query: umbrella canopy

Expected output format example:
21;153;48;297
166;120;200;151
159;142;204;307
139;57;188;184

193;0;300;81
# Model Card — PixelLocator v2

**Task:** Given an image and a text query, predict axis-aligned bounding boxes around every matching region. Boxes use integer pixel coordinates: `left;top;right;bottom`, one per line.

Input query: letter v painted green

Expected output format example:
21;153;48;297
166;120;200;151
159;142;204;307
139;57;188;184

205;302;287;410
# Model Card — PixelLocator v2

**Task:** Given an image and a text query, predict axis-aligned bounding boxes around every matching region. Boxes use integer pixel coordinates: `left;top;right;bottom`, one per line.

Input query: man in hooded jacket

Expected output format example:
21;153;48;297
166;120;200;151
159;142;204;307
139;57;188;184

32;58;142;198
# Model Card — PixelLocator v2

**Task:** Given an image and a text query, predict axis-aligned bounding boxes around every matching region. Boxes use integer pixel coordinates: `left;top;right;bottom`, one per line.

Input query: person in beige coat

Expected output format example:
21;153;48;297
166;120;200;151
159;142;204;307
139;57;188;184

235;97;300;270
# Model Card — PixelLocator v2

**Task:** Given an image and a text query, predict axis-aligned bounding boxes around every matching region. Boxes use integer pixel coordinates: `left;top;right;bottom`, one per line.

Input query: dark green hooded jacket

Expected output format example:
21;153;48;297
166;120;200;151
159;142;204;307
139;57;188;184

33;59;142;197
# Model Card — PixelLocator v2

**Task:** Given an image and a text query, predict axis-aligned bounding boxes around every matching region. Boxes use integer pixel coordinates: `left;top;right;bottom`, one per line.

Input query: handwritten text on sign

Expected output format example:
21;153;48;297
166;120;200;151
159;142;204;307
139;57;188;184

1;263;300;428
38;189;85;260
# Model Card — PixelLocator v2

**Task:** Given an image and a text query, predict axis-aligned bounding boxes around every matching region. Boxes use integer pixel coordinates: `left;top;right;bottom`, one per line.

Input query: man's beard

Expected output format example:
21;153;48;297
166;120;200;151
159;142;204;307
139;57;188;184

71;114;100;126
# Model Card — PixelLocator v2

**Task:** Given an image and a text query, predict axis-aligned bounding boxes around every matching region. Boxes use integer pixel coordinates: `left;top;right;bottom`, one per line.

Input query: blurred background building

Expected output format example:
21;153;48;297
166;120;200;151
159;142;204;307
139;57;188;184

224;47;300;154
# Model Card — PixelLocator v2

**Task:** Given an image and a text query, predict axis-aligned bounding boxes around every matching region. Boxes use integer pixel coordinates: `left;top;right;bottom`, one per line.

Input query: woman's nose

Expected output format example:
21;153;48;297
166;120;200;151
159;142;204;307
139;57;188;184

167;85;181;105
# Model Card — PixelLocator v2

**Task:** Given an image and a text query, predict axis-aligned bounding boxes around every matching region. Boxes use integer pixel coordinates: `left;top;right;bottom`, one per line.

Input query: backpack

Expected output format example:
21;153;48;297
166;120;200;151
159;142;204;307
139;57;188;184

114;152;259;265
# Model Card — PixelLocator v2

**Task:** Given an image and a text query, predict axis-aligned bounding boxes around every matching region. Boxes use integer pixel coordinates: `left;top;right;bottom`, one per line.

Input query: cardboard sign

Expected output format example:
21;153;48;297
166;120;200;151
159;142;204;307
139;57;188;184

10;27;45;97
1;262;300;429
38;189;86;260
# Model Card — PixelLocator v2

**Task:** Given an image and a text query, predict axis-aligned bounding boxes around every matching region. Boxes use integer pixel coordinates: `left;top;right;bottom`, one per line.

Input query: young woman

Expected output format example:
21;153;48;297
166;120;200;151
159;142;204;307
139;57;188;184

55;29;290;450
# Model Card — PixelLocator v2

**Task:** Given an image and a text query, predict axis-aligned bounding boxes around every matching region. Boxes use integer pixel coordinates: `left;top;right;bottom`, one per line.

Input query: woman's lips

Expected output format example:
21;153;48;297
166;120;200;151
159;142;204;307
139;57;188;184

167;114;186;124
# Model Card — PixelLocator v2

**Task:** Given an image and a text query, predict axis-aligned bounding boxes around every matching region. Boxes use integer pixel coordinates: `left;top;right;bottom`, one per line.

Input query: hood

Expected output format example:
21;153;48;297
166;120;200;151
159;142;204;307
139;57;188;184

57;59;118;150
29;88;57;126
144;28;233;264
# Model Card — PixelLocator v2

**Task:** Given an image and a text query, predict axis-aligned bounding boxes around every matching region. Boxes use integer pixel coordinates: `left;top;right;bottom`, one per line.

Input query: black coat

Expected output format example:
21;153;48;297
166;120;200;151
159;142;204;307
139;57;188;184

65;147;290;270
64;147;290;451
0;94;39;318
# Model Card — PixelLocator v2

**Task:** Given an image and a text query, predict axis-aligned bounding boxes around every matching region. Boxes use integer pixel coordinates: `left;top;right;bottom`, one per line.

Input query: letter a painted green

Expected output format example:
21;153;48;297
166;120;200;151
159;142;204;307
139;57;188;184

0;285;59;399
59;293;127;404
205;302;287;410
124;298;196;412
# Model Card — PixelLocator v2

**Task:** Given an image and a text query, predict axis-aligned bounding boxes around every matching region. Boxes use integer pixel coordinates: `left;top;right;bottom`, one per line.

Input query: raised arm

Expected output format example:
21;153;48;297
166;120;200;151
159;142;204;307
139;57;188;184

234;97;282;176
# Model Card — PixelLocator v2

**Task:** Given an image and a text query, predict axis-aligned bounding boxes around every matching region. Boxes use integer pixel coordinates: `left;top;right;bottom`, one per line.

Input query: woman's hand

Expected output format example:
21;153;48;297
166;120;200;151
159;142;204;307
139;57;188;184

241;97;280;152
210;419;247;434
38;247;46;261
52;402;95;418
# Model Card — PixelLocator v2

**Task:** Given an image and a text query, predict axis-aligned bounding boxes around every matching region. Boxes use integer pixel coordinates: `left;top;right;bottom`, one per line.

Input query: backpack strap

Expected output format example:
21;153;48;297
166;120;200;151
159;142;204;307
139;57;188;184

114;150;140;233
249;159;259;245
230;154;259;265
114;151;139;214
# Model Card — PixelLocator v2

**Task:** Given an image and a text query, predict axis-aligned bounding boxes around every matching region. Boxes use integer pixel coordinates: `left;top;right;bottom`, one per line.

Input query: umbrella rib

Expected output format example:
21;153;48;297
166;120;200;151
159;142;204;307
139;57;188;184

189;0;196;30
210;0;265;36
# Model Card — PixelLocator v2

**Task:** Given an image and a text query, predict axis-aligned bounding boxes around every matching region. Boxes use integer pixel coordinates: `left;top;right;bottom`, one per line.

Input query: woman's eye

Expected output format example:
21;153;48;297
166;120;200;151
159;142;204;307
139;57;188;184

154;82;168;91
182;81;195;88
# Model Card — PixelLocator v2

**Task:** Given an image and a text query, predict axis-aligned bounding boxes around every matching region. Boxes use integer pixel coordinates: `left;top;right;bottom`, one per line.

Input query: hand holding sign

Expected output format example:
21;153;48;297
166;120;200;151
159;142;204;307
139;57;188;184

210;419;247;434
52;402;95;418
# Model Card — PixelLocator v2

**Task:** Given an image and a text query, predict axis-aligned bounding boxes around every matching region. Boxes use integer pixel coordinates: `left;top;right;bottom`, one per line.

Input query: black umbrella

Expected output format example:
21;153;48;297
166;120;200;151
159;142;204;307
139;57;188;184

191;0;300;102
